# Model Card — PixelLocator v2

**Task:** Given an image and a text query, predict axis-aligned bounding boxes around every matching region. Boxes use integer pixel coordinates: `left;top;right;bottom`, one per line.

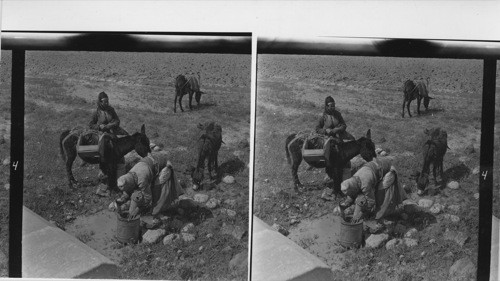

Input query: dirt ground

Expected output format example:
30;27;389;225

1;50;251;280
254;54;498;280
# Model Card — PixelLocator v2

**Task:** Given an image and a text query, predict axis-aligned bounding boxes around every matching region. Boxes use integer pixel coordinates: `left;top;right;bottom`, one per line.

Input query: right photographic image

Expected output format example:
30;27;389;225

252;37;488;281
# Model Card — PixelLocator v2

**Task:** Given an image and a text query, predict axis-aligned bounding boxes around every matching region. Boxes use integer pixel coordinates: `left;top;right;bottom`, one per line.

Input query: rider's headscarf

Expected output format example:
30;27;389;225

324;96;335;115
341;176;361;198
97;91;109;110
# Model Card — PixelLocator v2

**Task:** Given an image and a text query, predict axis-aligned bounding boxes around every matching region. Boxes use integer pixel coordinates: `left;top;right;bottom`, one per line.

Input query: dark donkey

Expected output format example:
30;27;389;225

416;127;449;193
59;124;151;189
402;78;434;118
285;129;376;193
174;74;204;113
190;122;223;190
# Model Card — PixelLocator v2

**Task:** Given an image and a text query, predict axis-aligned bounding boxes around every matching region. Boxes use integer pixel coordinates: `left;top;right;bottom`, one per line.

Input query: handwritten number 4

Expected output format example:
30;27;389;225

481;171;488;180
12;161;18;171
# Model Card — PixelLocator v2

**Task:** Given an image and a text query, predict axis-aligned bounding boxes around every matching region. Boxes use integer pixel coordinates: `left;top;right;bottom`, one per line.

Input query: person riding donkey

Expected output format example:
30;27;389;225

84;91;130;196
314;96;356;199
111;151;184;224
339;157;407;232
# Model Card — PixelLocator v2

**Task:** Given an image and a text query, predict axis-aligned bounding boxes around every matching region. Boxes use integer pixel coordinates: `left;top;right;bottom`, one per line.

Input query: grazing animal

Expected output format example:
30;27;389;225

174;73;205;113
190;122;223;189
285;129;376;193
59;124;151;189
416;127;449;192
402;78;434;118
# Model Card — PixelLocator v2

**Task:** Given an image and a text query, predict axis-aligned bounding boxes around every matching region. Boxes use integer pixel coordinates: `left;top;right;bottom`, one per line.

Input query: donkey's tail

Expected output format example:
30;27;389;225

285;133;297;165
59;129;71;162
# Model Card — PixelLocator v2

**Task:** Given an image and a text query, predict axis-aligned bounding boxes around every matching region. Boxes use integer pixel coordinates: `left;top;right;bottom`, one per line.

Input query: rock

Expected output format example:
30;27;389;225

0;137;5;145
444;229;469;247
108;201;118;212
380;151;387;156
222;223;247;240
233;150;245;158
149;142;156;149
2;157;9;166
403;203;420;214
199;246;204;251
393;223;407;236
224;199;237;208
142;229;166;244
206;198;220;209
404;238;418;247
332;206;342;216
449;257;476;280
375;148;383;154
443;214;461;223
365;233;389;248
4;183;9;191
141;216;159;229
472;167;480;175
385;238;403;250
272;223;289;236
153;146;161;152
429;239;436;244
222;208;237;217
430;203;444;214
474;193;479;200
181;223;195;233
193;193;209;204
447;205;460;213
378;137;387;143
238;139;250;149
404;228;418;238
464;144;475;154
206;233;213;239
290;219;299;225
418;199;434;208
447;181;460;190
163;234;179;245
229;250;248;273
181;233;196;242
223;176;235;184
400;213;409;220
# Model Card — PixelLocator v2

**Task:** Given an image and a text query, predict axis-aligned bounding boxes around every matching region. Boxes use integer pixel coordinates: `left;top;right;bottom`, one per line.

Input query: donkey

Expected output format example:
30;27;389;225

285;129;376;193
174;73;205;113
59;124;151;190
416;127;449;193
189;122;223;190
402;78;434;118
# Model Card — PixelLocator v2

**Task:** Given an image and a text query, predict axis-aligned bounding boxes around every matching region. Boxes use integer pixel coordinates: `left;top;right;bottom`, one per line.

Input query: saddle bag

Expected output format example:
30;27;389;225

302;136;333;166
76;133;100;159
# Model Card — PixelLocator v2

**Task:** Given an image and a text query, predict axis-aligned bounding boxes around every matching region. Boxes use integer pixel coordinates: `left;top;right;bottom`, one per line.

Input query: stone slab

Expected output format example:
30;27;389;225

22;206;117;279
252;216;334;281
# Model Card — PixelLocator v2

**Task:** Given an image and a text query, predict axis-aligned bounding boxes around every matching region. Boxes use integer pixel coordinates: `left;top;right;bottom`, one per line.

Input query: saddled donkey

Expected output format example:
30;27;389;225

190;122;224;189
285;129;376;193
59;124;151;190
174;73;205;113
416;127;449;193
402;78;434;118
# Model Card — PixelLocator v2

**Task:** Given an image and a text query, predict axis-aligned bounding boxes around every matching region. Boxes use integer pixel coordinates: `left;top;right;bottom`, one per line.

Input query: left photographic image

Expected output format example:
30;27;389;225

0;52;11;277
3;32;251;280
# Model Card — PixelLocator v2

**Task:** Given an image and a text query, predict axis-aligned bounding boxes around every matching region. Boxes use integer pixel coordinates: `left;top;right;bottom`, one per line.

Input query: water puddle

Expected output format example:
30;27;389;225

65;210;124;263
288;213;346;270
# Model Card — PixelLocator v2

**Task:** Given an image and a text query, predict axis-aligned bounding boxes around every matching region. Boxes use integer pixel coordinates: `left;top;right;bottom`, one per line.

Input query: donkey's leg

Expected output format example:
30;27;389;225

407;101;413;117
207;154;214;180
188;92;193;110
214;151;219;177
417;97;422;115
174;94;178;113
63;136;79;188
179;95;185;112
107;162;118;191
290;147;304;191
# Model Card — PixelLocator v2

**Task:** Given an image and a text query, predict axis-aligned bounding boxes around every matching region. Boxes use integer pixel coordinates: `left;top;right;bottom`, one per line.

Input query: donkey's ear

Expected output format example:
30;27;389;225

366;129;371;139
141;124;146;134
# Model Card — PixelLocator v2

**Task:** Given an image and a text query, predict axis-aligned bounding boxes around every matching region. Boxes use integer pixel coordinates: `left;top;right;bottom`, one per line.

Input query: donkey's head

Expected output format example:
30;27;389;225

132;124;151;157
358;129;376;162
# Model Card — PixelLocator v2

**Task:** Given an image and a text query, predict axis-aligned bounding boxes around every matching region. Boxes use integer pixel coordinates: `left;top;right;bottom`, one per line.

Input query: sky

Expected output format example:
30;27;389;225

1;1;499;40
